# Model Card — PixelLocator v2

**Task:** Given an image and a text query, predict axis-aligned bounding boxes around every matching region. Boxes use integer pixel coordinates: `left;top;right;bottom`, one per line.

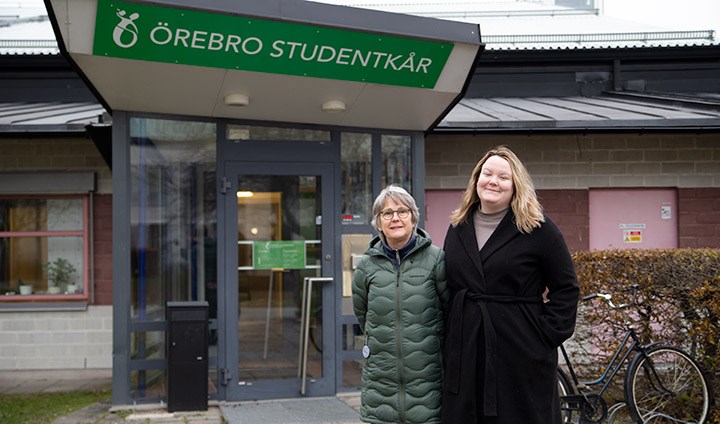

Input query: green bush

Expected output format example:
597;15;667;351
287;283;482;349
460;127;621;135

569;248;719;418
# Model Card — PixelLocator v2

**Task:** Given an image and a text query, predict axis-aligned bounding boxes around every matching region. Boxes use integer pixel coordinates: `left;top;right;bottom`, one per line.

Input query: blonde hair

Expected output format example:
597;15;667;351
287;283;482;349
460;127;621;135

449;146;544;233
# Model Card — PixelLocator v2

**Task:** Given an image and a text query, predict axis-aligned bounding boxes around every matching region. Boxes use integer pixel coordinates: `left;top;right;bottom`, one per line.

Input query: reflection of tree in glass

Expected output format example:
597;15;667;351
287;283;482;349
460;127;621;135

341;133;372;221
381;135;412;192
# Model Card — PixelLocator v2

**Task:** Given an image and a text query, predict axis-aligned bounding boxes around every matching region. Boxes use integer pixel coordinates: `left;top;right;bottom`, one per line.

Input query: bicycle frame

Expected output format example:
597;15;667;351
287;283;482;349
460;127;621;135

560;328;642;398
559;287;689;424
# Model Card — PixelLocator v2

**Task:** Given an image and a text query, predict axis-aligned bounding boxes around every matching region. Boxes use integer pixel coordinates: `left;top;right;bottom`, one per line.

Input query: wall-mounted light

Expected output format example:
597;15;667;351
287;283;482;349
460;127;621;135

225;94;250;107
321;100;346;113
236;191;254;198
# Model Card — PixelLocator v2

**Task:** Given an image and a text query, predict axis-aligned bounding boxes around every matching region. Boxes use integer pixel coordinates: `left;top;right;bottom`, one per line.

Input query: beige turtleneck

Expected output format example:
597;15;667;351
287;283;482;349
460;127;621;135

474;207;507;251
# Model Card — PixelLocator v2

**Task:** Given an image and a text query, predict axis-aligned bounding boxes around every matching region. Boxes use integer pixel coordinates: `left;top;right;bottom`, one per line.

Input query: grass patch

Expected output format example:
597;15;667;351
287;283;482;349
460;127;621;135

0;390;110;424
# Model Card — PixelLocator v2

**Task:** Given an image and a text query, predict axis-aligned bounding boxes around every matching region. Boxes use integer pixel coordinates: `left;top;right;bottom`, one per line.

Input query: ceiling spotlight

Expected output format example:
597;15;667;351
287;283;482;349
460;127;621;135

224;94;250;107
321;100;346;113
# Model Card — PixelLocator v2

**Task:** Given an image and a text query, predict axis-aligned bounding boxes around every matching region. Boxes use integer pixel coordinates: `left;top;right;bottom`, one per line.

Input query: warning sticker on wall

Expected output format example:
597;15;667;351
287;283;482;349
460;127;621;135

624;230;642;243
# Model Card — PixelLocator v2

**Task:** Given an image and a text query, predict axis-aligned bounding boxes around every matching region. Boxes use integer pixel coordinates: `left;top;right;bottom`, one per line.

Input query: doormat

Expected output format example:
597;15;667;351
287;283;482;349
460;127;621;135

220;397;361;424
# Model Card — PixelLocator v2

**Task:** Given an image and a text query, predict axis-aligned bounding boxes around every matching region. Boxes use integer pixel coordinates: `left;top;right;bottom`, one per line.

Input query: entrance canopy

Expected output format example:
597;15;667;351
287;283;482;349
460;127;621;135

44;0;482;132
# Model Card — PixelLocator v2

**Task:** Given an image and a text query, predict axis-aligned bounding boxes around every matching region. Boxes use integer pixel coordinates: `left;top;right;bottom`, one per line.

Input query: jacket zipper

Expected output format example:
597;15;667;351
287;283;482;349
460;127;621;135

395;250;405;423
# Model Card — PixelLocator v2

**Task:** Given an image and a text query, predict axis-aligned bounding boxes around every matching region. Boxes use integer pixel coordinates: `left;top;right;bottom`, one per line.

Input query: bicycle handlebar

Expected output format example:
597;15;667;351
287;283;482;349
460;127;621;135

582;284;639;310
582;293;602;302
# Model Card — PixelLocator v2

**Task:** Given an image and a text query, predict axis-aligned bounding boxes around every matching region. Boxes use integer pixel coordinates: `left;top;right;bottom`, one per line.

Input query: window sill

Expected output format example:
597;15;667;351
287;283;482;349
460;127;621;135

0;295;88;311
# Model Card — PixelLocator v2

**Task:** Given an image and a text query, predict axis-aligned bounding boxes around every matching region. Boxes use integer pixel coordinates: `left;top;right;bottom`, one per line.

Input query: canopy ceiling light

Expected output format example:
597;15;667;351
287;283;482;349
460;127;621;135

224;94;250;107
321;100;346;113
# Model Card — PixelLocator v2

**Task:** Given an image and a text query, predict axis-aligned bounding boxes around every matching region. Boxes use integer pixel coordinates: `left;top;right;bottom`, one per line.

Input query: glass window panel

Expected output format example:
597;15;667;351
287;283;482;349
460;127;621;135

343;323;364;351
208;366;219;399
0;199;83;232
341;133;372;225
235;174;324;384
341;234;372;297
46;238;84;294
130;369;165;400
0;197;86;297
227;124;330;142
381;135;412;193
0;236;82;295
342;359;362;388
342;297;354;316
0;199;47;231
130;118;216;321
130;331;165;360
47;199;83;231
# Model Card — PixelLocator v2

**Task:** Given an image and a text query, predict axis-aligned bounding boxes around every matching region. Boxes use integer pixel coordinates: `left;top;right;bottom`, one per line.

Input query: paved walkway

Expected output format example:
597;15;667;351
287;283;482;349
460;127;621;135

0;369;362;423
220;396;361;424
0;369;113;395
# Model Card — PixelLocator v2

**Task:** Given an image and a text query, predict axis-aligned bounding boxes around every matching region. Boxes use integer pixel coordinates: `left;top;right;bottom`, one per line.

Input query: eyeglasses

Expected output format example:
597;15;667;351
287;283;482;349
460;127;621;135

380;208;411;221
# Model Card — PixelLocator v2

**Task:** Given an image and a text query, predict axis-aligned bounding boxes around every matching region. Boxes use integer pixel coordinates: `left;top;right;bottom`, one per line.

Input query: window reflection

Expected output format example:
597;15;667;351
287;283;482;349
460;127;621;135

341;133;372;225
382;135;412;193
129;118;216;321
227;125;330;142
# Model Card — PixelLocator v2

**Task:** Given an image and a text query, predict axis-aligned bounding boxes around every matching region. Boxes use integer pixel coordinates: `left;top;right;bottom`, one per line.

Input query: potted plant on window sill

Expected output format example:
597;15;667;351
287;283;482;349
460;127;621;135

18;279;32;295
44;258;79;294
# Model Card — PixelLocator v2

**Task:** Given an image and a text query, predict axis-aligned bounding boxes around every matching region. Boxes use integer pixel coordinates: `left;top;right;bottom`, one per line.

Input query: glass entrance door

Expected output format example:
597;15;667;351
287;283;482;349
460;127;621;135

223;162;335;401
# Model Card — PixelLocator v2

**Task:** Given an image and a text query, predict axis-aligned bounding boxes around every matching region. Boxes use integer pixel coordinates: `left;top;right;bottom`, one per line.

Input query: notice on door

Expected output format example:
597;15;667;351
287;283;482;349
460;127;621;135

253;240;306;269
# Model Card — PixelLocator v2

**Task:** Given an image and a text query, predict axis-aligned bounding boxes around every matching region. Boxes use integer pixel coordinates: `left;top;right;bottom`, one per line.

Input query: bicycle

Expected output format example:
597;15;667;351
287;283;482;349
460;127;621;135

557;284;710;424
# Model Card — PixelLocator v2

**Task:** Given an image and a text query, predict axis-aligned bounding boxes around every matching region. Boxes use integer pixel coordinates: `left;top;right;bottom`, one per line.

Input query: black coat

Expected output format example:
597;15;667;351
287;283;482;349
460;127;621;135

441;208;579;424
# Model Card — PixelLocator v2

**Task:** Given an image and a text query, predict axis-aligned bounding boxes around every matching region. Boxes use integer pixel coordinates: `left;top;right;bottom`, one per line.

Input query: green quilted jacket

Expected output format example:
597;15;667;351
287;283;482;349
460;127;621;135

352;229;449;424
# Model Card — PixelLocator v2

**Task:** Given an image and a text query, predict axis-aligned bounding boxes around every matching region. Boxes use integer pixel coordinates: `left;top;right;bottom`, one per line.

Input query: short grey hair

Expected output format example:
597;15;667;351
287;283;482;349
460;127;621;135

370;185;420;232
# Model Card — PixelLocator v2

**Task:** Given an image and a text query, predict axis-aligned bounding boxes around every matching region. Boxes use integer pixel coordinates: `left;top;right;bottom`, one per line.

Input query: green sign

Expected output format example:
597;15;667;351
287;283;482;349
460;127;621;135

253;240;306;270
93;0;453;88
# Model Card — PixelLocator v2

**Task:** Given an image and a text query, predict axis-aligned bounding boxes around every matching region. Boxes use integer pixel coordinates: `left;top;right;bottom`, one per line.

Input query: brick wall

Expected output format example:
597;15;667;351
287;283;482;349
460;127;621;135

678;188;720;248
0;306;112;370
537;189;589;252
0;137;112;193
93;194;113;305
426;133;720;190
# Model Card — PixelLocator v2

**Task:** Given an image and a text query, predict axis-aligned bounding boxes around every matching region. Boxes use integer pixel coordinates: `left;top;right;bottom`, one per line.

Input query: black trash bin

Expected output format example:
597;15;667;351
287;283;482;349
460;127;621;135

166;301;209;412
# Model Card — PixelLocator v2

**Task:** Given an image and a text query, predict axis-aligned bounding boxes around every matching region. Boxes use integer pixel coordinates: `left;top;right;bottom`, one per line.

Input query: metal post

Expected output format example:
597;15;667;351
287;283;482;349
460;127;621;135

299;277;333;395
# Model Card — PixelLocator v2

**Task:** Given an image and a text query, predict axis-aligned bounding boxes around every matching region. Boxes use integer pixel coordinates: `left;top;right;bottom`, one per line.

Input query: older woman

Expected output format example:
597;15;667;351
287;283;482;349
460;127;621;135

352;184;450;424
442;146;580;424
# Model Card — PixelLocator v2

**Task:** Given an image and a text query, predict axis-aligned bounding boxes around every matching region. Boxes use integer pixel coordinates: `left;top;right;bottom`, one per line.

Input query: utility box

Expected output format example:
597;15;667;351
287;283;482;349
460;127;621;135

166;301;209;412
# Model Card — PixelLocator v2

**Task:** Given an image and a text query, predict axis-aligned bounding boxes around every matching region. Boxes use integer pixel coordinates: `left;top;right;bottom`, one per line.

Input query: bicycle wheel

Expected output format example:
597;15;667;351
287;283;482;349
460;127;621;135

557;367;575;424
607;402;636;424
624;344;709;424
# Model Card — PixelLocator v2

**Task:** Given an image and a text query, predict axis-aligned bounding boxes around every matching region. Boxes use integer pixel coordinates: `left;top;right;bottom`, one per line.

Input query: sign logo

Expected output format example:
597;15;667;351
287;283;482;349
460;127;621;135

93;0;453;88
112;9;139;48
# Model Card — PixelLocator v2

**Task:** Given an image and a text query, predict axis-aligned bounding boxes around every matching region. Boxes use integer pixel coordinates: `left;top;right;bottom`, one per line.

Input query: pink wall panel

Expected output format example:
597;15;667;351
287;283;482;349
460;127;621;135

425;190;463;248
589;189;678;250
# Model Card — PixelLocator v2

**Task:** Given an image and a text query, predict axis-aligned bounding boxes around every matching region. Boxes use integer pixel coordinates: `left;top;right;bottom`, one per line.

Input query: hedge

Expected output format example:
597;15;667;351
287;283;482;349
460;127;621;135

567;248;719;420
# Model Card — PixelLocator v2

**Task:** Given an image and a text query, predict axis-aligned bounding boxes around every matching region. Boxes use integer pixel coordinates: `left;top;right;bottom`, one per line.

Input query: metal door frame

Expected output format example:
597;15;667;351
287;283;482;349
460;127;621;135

220;160;336;401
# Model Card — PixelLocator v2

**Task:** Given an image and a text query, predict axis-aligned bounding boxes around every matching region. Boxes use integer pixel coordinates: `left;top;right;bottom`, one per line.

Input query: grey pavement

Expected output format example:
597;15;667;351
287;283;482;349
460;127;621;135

0;369;362;423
